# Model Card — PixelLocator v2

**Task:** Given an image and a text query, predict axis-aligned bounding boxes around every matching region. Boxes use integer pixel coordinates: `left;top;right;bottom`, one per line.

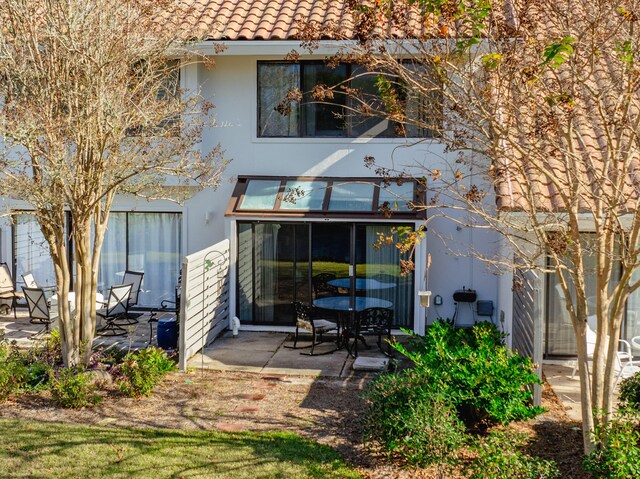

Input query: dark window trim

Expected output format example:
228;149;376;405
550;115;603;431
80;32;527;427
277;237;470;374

257;60;440;139
226;175;426;219
235;219;416;328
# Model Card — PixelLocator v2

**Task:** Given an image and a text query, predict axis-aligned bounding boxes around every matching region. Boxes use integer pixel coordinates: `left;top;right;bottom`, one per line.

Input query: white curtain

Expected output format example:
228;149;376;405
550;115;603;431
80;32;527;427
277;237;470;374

364;225;413;328
97;213;127;295
237;223;254;322
14;214;56;288
254;223;279;323
128;213;181;307
98;212;181;307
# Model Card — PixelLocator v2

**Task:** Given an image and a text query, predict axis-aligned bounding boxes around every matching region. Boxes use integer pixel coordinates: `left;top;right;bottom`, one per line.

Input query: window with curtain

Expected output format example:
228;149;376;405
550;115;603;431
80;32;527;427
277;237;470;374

98;212;182;307
14;214;57;288
357;224;414;328
258;61;441;138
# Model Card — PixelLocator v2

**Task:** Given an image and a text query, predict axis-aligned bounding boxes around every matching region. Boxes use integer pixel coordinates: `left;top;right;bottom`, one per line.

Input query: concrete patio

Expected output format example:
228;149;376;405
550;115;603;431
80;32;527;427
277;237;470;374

189;330;392;379
0;306;175;352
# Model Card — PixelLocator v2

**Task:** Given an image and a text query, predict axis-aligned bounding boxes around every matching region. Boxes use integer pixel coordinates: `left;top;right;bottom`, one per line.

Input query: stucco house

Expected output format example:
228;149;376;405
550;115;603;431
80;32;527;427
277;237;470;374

6;0;636;367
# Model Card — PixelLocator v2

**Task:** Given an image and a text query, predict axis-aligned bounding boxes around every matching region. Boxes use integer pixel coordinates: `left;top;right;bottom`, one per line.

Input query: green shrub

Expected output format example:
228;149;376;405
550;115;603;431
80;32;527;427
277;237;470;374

115;347;176;398
619;373;640;412
583;410;640;479
31;330;63;366
51;367;102;408
364;371;466;467
0;342;30;400
393;319;543;426
468;430;559;479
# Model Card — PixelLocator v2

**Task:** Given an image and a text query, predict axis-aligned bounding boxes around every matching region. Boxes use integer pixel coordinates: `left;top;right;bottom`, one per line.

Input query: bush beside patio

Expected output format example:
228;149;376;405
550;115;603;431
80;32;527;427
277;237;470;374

0;331;176;407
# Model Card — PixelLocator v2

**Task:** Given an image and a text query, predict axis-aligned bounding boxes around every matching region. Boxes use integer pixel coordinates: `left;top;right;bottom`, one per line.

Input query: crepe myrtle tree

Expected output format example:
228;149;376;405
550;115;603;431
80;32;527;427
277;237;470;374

0;0;227;367
291;0;640;451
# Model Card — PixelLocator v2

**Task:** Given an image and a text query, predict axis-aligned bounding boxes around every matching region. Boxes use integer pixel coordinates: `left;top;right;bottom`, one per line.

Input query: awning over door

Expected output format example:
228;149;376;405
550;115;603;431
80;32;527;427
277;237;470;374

226;176;426;219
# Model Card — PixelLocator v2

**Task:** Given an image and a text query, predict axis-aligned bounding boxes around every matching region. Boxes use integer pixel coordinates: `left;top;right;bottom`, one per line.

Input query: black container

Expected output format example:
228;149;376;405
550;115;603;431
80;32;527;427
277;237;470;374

157;317;178;350
453;288;477;303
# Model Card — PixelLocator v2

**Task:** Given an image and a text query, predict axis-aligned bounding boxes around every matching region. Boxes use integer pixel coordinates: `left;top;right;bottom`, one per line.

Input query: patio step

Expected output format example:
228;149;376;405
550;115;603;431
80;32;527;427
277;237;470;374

352;356;389;372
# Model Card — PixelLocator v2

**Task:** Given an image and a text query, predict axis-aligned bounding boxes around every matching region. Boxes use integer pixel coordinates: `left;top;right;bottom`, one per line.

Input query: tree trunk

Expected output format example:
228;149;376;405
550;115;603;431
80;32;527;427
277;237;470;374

575;320;596;453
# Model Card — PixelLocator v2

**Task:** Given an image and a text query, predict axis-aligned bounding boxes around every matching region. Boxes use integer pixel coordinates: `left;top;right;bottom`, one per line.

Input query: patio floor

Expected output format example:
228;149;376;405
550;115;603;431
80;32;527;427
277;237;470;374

0;306;174;352
189;330;392;379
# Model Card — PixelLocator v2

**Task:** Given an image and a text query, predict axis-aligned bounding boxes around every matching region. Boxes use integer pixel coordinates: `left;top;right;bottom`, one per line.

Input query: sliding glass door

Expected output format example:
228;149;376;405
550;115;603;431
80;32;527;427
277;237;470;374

98;212;182;307
237;221;415;327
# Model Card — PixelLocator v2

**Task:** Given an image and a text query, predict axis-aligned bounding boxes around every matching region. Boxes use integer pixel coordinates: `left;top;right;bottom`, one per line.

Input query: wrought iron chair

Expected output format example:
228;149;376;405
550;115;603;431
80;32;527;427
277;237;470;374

22;287;54;338
115;270;144;324
22;272;56;297
311;273;338;299
0;263;23;318
346;307;394;358
96;283;133;336
286;301;338;355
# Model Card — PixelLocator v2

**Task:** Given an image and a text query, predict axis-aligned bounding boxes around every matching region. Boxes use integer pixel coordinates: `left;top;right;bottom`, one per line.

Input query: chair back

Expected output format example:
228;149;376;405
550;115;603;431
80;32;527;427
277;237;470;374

22;272;38;288
23;287;50;322
358;307;393;334
0;263;15;295
312;273;336;298
122;270;144;306
106;283;133;316
292;301;313;329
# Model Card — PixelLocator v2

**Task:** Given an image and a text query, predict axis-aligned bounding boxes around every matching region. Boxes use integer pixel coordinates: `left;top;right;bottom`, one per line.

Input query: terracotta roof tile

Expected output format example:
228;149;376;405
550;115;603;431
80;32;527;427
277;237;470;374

169;0;428;41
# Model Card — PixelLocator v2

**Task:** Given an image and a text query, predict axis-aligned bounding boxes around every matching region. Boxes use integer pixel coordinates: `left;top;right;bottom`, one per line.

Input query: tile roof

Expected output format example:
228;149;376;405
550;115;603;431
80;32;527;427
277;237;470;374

167;0;431;41
169;0;352;40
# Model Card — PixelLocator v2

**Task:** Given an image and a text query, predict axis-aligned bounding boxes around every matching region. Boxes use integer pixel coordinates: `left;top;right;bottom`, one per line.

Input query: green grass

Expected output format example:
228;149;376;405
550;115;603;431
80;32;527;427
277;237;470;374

0;419;362;479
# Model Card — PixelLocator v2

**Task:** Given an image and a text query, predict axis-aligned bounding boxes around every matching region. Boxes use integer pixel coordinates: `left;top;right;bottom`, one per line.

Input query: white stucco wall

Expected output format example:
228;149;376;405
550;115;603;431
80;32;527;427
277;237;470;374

0;45;509;335
183;53;505;332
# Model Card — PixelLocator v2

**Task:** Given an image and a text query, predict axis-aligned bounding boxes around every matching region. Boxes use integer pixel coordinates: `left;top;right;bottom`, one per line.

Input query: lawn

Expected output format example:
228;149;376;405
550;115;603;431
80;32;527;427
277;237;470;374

0;419;362;479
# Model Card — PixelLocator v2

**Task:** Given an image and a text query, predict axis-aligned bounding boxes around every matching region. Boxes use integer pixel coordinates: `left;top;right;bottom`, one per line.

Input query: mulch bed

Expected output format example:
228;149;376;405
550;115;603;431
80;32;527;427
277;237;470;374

0;369;589;478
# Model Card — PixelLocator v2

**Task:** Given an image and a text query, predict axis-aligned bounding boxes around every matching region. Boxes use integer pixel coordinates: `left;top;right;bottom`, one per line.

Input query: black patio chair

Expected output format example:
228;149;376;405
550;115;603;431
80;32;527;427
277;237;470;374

311;273;338;299
22;287;54;338
114;270;144;325
285;301;338;356
345;307;393;358
96;283;133;336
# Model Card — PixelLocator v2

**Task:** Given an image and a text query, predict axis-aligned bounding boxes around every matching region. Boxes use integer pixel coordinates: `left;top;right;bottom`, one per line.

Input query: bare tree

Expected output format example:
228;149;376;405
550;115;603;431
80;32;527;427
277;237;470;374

293;0;640;451
0;0;226;367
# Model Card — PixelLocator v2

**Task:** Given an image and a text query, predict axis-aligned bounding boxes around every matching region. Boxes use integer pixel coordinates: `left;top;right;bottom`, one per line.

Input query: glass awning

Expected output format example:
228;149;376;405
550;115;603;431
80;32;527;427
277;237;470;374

226;176;426;219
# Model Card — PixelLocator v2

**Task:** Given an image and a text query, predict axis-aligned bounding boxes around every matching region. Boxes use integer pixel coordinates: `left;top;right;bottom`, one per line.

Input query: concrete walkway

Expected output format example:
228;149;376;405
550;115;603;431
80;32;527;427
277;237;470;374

543;363;583;421
189;330;390;379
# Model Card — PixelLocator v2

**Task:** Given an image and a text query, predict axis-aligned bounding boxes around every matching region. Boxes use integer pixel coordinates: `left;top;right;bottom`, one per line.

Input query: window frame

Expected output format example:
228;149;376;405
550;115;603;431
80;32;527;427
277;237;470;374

257;60;440;139
226;175;426;219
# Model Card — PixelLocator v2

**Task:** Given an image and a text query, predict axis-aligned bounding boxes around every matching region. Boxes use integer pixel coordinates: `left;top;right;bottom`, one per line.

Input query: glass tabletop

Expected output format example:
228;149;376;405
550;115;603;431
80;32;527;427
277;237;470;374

313;296;392;311
327;278;396;290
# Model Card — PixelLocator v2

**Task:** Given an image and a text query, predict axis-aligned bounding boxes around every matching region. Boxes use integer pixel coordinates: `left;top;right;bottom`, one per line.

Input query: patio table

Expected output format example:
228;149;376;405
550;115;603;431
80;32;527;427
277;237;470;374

313;296;393;349
327;278;396;291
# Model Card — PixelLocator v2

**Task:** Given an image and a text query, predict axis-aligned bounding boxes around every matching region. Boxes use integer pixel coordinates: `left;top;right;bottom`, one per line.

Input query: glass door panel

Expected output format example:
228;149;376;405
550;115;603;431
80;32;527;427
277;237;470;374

311;223;352;299
14;214;57;288
237;223;309;325
355;224;414;328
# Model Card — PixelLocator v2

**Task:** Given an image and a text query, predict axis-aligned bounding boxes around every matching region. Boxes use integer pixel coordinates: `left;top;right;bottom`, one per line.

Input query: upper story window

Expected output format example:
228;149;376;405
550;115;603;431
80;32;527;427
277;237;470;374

257;61;440;139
